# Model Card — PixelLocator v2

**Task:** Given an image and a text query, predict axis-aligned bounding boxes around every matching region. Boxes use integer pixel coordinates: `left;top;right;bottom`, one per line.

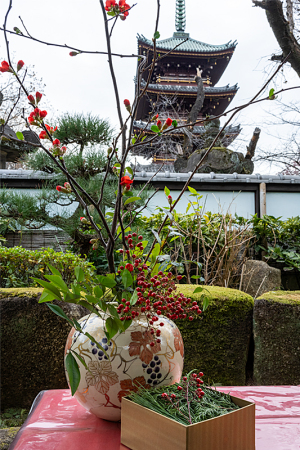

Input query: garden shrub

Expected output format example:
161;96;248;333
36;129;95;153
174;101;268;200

0;246;95;288
176;285;254;385
253;291;300;385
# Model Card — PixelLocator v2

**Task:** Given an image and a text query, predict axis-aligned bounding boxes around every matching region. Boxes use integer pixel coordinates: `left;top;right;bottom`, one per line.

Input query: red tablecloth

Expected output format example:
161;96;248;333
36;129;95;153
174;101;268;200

10;386;300;450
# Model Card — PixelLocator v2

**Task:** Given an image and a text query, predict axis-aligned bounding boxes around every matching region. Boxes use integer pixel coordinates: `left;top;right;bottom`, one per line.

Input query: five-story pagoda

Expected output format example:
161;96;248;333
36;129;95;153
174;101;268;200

132;0;240;168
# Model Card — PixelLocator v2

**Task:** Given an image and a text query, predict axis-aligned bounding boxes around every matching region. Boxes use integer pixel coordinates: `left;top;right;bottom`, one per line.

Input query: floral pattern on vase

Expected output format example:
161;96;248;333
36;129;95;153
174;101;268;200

65;312;184;421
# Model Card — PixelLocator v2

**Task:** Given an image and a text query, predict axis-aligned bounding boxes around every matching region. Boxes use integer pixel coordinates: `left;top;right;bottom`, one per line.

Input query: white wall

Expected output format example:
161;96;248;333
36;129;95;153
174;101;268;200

144;190;255;218
266;192;300;220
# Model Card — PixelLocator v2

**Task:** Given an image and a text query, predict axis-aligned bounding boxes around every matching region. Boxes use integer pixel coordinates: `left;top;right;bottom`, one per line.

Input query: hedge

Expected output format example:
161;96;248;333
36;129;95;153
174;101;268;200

0;246;95;288
0;288;88;410
176;285;254;385
253;291;300;385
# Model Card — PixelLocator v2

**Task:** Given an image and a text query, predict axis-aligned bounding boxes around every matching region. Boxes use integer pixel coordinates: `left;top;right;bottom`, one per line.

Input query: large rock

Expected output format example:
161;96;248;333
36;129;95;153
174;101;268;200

174;147;254;174
176;285;254;385
0;288;88;409
253;291;300;385
241;260;281;298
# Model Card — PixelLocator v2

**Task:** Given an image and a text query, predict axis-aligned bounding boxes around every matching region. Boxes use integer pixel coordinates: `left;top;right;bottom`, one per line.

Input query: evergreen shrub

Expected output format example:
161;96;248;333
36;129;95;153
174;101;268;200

0;246;95;288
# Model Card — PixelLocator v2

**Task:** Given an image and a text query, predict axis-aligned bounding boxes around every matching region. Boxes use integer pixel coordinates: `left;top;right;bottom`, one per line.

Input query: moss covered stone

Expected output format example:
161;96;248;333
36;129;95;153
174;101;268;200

0;289;88;410
176;285;254;385
254;291;300;385
0;427;20;450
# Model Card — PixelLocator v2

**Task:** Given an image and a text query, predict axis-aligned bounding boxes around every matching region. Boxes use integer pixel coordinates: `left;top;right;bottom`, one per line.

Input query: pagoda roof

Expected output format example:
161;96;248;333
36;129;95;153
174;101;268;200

139;80;239;95
137;33;237;54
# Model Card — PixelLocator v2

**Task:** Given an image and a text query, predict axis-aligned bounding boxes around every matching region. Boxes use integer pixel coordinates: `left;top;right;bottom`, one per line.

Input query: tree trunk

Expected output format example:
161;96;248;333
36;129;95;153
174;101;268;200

253;0;300;77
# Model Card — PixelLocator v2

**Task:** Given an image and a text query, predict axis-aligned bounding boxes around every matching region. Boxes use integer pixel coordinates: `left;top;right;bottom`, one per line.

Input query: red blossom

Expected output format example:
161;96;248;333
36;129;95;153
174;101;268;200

0;61;10;73
56;186;62;192
39;110;47;118
28;117;34;124
69;51;79;56
166;117;172;127
36;92;42;103
17;60;24;71
27;95;34;103
124;99;130;107
120;175;133;190
39;130;47;139
53;138;60;146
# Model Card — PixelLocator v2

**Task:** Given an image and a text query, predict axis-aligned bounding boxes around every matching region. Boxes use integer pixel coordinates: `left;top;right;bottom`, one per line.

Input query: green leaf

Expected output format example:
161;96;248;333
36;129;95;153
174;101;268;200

186;203;191;213
130;290;138;306
93;286;103;298
86;294;100;304
44;275;69;292
126;166;134;176
188;186;198;195
131;138;136;144
124;196;141;205
193;286;204;294
107;304;119;319
122;268;133;288
191;275;202;279
172;120;178;128
151;125;160;133
142;135;147;142
38;290;56;303
65;352;80;395
98;275;116;288
47;303;73;326
47;264;62;277
16;131;24;141
153;31;160;39
202;296;210;311
123;189;133;197
78;300;97;313
75;267;85;282
122;318;132;331
106;317;119;339
164;186;170;196
269;88;275;98
70;350;89;371
34;278;62;300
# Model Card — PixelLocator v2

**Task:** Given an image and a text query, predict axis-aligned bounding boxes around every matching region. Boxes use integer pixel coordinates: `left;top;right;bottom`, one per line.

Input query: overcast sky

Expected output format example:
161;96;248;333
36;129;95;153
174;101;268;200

0;0;299;173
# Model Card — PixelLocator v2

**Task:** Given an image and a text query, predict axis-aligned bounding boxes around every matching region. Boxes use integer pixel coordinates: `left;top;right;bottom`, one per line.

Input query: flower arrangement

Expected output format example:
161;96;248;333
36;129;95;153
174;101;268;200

128;370;240;426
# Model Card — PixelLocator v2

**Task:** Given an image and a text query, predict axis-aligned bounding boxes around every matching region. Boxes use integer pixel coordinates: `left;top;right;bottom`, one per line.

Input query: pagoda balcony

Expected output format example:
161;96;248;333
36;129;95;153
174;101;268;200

156;75;211;86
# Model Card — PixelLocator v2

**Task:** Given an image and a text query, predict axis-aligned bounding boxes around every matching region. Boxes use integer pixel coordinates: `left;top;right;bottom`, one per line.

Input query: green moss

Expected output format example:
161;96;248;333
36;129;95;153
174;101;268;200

0;427;20;450
257;290;300;305
194;147;231;155
175;285;253;386
0;288;42;299
254;292;300;384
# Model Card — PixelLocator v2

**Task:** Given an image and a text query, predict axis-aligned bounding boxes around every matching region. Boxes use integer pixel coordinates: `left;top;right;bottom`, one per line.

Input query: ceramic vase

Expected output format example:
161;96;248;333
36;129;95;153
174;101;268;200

64;312;184;421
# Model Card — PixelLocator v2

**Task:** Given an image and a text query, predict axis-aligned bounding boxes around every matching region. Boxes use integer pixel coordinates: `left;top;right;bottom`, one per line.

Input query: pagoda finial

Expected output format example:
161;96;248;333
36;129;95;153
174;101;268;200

175;0;186;32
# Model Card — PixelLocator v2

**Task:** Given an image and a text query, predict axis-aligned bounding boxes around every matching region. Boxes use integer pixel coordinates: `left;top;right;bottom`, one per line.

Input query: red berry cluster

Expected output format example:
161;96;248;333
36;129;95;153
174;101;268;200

161;371;205;406
116;233;202;333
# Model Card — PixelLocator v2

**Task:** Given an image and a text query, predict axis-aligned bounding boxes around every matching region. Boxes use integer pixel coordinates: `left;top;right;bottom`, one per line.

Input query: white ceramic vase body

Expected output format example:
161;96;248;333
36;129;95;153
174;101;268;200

65;313;184;421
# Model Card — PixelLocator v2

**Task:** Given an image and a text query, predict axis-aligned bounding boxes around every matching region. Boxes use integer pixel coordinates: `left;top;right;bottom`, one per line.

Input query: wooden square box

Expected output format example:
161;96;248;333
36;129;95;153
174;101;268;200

121;395;255;450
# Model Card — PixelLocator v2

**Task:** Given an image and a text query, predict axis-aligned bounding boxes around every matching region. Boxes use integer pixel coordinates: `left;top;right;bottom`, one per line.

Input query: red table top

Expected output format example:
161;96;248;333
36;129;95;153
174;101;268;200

11;386;300;450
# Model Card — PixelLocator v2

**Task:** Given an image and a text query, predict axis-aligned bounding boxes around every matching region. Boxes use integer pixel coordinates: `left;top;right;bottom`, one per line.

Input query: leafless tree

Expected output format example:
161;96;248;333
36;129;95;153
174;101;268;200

253;0;300;77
